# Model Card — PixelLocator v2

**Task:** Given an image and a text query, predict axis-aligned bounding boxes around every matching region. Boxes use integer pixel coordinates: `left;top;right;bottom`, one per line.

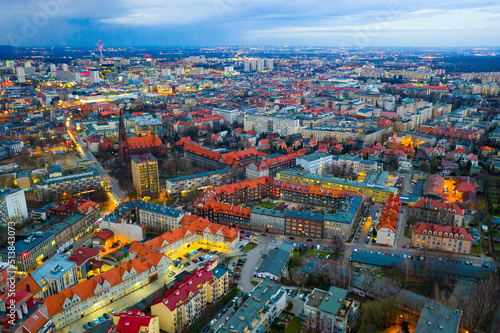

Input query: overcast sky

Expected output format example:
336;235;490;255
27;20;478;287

1;0;500;47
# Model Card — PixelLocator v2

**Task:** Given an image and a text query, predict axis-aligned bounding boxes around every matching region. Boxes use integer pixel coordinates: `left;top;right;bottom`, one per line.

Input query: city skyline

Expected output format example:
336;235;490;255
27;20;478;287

1;0;500;47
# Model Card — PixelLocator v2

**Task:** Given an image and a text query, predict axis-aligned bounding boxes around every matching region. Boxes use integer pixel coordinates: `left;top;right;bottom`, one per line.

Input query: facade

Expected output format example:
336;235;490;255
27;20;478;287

0;263;8;293
302;286;360;333
131;154;160;198
411;222;472;254
376;194;401;247
1;232;57;275
166;168;232;195
0;188;28;225
224;280;287;333
112;310;160;333
323;195;364;241
144;216;240;257
250;207;285;234
296;152;333;174
276;170;397;203
33;168;101;201
285;210;324;238
30;253;79;298
246;152;302;179
183;145;266;169
196;200;251;230
46;242;170;330
151;265;229;333
411;198;465;227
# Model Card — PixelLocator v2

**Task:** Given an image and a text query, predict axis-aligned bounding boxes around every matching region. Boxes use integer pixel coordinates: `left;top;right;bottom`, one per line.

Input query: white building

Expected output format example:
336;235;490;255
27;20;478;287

296;152;333;174
257;59;265;72
272;117;300;136
266;59;273;71
175;67;185;75
16;67;25;83
211;108;241;123
30;253;79;298
0;188;28;224
90;68;100;84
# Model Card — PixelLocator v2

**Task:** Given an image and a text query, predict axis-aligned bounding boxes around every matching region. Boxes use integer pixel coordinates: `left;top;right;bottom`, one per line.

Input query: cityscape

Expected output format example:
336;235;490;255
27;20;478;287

0;2;500;333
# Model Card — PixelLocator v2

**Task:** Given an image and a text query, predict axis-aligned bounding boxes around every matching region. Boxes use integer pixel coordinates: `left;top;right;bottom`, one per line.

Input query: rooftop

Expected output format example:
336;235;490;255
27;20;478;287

415;301;461;333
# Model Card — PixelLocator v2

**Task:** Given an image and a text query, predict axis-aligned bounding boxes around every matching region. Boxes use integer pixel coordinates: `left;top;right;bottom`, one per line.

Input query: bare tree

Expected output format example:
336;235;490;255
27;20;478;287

401;258;411;289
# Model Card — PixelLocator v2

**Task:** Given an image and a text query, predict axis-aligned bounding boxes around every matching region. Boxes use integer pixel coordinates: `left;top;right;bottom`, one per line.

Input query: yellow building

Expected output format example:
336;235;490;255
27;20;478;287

276;170;397;203
151;265;229;333
131;153;160;199
112;310;160;333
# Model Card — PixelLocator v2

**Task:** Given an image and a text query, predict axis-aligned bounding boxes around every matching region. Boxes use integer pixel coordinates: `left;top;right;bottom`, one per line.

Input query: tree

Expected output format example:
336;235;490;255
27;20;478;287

400;321;410;333
419;161;430;173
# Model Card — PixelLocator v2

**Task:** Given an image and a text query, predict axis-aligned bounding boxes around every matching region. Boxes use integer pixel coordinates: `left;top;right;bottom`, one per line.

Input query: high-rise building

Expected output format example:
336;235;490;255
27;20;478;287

244;59;250;72
0;187;28;224
257;59;265;72
24;61;31;68
161;68;171;76
131;154;160;199
266;59;273;71
49;64;56;73
5;60;15;68
61;63;68;71
174;67;184;75
16;67;25;83
90;68;100;84
251;59;257;71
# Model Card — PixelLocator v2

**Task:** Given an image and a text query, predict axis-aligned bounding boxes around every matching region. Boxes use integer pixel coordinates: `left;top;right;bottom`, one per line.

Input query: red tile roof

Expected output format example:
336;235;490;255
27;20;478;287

114;310;157;333
68;247;101;266
413;222;472;241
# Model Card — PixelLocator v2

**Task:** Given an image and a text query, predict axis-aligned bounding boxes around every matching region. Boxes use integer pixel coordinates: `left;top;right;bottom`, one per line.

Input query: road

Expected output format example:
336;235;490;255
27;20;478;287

68;129;127;204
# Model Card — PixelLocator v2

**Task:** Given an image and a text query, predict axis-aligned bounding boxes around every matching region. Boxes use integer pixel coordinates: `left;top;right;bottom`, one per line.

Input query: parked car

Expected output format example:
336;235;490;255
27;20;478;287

103;313;110;319
261;254;266;259
210;319;217;326
239;244;244;249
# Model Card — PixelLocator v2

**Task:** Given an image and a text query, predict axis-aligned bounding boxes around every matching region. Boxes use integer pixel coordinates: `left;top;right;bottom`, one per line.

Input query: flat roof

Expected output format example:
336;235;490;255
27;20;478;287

31;253;76;287
167;168;231;183
3;232;54;255
415;301;461;333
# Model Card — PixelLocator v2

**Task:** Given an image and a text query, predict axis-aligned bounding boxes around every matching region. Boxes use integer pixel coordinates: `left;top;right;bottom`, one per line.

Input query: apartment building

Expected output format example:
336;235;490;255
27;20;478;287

285;210;324;238
250;207;285;234
211;107;241;123
411;222;472;254
112;310;160;333
0;187;28;225
196;200;251;229
151;265;229;333
46;242;170;329
256;243;293;280
272;117;300;136
323;195;363;241
131;154;160;198
0;263;8;293
30;253;79;298
411;198;465;227
273;180;346;209
33;168;101;201
298;127;357;142
303;287;360;333
376;194;401;246
0;291;54;333
296;152;333;174
183;145;266;169
415;302;461;333
332;155;363;174
143;216;240;257
244;114;272;134
224;280;287;333
201;177;271;205
276;170;397;203
1;232;57;275
246;152;302;179
166;168;232;195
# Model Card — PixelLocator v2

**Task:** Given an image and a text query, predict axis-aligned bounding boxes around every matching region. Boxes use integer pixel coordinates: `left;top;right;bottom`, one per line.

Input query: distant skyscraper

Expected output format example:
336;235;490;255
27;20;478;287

24;61;31;68
266;59;273;71
175;67;185;75
250;59;257;71
5;60;15;69
16;67;25;83
257;59;265;72
244;60;250;72
90;68;100;84
49;64;56;73
161;68;171;76
62;64;68;71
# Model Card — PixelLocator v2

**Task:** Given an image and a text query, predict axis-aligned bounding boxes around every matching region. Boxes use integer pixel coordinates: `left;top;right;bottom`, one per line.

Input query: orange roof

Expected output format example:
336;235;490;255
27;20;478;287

15;275;42;296
127;135;163;149
21;308;50;332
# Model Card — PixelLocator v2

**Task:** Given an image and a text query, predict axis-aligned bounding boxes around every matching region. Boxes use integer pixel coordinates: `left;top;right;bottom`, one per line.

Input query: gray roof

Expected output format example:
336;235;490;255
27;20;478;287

257;248;291;277
285;210;324;222
167;168;231;183
251;206;285;218
212;265;228;279
130;153;157;164
297;152;331;162
3;232;54;255
415;301;461;333
31;253;76;287
224;280;284;332
318;286;349;315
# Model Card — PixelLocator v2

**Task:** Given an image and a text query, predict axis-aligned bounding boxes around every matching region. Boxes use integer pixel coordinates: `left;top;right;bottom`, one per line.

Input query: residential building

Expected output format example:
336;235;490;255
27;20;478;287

246;152;302;179
411;222;472;254
102;200;185;238
151;265;229;333
285;210;324;238
223;280;287;333
276;170;397;203
211;108;241;123
1;232;57;275
0;188;28;225
0;263;8;293
411;198;465;227
256;243;293;280
302;286;360;333
30;253;79;298
0;291;54;333
415;301;461;333
67;247;101;279
112;310;160;333
33;168;101;201
183;145;267;169
296;152;333;174
166;169;232;195
131;154;160;199
250;207;285;234
45;242;170;329
195;200;251;230
323;195;363;241
144;216;240;257
376;194;401;246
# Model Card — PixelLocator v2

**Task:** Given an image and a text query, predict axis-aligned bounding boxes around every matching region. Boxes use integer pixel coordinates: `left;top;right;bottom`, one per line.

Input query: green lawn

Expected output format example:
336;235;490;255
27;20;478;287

285;317;302;333
251;280;259;286
241;242;257;252
257;201;277;209
471;244;482;257
307;250;333;258
404;226;412;238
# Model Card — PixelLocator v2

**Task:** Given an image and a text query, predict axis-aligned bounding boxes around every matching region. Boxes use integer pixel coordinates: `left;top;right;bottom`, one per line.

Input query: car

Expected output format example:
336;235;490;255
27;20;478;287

232;262;236;266
239;244;244;249
235;266;242;270
221;307;228;314
210;319;217;326
262;254;266;259
215;323;224;332
238;291;244;297
98;316;105;323
217;313;223;319
228;301;234;308
226;316;231;322
109;309;115;314
103;313;110;319
289;236;295;240
204;326;211;332
291;290;298;297
87;321;95;327
192;259;197;263
316;253;320;258
84;324;90;329
306;238;312;242
233;296;239;302
186;262;191;266
323;247;327;250
93;319;99;324
254;233;260;236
